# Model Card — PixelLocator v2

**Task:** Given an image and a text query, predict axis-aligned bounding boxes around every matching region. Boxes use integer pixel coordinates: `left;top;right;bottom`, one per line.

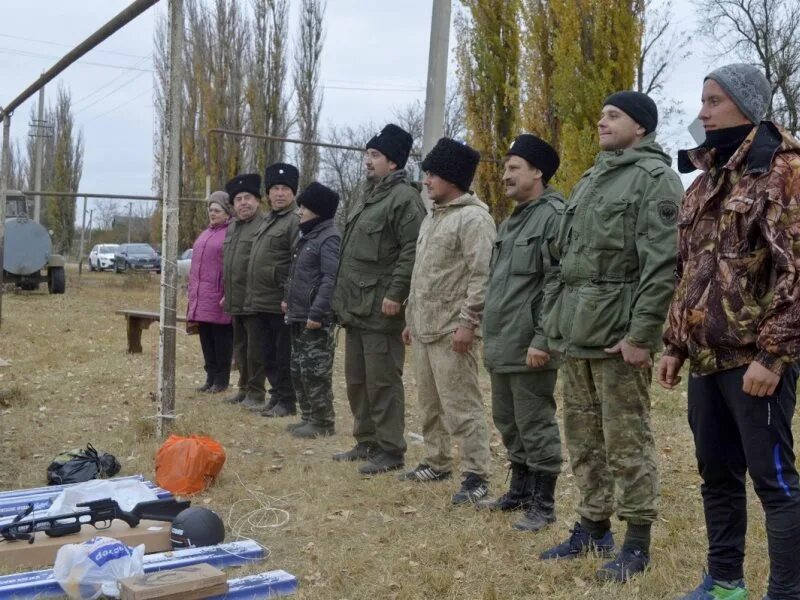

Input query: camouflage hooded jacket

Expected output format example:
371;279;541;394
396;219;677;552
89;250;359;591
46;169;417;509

663;122;800;376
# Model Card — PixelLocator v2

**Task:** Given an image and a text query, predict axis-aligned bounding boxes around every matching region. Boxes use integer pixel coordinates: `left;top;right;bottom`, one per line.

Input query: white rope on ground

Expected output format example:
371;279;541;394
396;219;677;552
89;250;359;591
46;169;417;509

226;471;299;541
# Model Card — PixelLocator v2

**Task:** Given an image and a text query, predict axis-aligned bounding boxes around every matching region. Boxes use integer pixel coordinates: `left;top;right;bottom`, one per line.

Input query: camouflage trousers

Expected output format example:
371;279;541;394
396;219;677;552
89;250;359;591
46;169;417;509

290;323;335;428
412;336;492;479
562;356;659;525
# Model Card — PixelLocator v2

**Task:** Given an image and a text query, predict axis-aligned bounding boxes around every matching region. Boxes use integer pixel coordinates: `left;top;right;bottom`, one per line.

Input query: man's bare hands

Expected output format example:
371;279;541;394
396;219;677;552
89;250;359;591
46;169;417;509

605;339;652;368
382;298;401;316
743;361;780;397
657;355;684;390
527;348;550;369
452;326;475;353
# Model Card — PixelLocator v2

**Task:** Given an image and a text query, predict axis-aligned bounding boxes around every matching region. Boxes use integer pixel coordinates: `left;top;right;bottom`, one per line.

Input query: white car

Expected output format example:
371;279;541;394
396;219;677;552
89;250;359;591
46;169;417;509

177;249;193;278
88;244;119;271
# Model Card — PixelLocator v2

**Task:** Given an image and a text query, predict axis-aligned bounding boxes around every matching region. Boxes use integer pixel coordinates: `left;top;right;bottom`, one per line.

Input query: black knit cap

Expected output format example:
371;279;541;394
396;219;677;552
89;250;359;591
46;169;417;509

297;182;340;220
603;91;659;134
264;162;299;194
506;134;561;184
225;173;261;200
421;137;481;191
365;123;414;169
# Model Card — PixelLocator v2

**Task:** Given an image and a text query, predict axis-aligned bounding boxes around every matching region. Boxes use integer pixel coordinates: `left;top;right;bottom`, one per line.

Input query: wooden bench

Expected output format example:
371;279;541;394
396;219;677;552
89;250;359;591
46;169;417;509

116;309;187;353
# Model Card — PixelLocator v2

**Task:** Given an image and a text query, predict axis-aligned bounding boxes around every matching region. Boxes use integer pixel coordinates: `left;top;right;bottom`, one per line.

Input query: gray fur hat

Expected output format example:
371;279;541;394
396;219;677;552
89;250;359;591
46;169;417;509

207;190;233;216
705;63;772;124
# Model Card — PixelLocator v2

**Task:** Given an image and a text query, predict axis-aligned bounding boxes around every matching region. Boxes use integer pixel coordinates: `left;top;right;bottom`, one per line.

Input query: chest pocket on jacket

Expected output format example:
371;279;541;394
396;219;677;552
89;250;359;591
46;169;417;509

267;229;286;250
720;195;759;255
511;235;542;275
585;197;628;251
350;219;385;261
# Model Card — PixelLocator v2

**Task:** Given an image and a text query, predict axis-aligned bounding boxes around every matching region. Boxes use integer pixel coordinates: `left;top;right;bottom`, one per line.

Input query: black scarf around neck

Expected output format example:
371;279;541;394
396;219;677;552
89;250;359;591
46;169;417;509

704;124;755;169
299;216;323;235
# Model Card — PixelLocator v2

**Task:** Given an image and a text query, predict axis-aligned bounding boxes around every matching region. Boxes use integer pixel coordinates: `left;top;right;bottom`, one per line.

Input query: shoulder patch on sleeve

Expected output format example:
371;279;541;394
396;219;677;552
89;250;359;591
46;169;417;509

657;199;679;224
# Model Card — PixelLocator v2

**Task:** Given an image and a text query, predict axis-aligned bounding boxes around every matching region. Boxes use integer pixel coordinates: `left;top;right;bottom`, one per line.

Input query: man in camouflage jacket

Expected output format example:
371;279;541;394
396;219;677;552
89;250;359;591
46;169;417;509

401;137;495;506
331;124;426;475
660;64;800;600
540;91;684;582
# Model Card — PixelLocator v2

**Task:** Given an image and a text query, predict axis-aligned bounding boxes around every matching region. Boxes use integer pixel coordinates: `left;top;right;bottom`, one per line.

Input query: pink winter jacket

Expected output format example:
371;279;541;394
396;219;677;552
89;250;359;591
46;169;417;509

187;222;231;325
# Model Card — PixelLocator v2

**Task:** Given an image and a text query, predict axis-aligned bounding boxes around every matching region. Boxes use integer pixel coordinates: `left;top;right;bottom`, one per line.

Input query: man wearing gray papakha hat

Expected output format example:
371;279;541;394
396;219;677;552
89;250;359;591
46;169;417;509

662;64;800;600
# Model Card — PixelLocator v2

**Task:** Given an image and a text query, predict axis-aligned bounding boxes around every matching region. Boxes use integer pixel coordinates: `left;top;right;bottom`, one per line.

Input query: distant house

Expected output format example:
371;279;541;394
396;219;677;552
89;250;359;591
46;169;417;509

111;216;151;230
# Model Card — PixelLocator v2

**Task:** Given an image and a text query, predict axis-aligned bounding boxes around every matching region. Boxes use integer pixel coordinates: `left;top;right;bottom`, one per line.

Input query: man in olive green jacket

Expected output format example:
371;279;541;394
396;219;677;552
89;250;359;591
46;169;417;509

401;137;495;506
539;92;683;584
331;123;426;475
240;162;300;417
222;173;264;407
478;135;566;534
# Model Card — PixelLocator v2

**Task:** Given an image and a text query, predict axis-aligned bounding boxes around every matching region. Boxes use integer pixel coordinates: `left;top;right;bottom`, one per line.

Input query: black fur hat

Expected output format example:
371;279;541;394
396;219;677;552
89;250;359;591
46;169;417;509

421;137;481;191
506;135;560;184
264;162;299;194
365;123;414;169
297;182;340;220
225;173;261;200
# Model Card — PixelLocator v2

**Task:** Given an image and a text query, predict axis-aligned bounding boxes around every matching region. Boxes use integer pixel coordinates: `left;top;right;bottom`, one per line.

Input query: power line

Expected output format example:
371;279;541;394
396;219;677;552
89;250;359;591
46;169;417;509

81;87;151;124
75;70;149;114
0;47;153;72
74;56;152;106
0;33;150;60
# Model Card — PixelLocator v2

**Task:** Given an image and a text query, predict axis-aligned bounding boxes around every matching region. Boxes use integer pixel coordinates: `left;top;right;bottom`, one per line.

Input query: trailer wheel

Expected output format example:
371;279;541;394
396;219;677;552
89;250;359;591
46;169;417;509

48;267;66;294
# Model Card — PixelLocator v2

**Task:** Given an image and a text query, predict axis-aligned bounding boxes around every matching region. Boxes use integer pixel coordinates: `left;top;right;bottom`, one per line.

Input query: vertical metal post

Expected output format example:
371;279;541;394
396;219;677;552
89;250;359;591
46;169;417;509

88;209;94;245
157;0;184;437
78;196;87;277
421;0;451;158
33;86;45;224
127;202;132;243
0;113;10;329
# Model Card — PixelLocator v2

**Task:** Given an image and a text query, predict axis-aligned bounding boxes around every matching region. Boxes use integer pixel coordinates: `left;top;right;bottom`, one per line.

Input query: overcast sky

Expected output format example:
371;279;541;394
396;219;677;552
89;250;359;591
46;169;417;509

0;0;717;220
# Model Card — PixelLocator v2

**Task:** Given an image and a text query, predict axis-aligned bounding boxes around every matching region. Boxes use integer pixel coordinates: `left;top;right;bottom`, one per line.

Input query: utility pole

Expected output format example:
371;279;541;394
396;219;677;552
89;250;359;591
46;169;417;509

32;86;46;223
127;202;132;243
421;0;451;159
78;196;87;276
88;209;94;245
157;0;184;437
0;113;10;328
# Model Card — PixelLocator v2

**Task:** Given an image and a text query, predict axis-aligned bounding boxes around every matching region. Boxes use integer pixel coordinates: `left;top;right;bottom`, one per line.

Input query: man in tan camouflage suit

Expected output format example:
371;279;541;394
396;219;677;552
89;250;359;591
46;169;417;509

660;64;800;600
401;137;495;506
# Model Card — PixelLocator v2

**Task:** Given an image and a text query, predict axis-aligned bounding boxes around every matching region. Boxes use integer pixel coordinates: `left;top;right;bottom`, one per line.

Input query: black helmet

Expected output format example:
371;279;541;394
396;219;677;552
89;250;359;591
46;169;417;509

170;507;225;549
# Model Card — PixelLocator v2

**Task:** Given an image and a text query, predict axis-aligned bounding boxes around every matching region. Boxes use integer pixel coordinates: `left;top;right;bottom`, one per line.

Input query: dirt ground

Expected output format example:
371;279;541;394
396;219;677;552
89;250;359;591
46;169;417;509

0;267;791;599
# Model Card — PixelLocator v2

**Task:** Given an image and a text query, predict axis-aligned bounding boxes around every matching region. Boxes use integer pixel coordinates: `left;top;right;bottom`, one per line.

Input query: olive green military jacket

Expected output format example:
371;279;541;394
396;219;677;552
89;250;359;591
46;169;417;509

222;212;263;315
332;170;427;334
483;187;566;372
542;134;684;358
242;202;299;314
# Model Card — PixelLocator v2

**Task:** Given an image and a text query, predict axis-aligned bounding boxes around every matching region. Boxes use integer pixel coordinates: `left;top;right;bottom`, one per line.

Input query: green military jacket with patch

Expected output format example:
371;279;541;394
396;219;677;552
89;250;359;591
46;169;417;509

222;211;263;315
483;187;566;372
542;134;684;358
332;169;427;334
242;202;299;314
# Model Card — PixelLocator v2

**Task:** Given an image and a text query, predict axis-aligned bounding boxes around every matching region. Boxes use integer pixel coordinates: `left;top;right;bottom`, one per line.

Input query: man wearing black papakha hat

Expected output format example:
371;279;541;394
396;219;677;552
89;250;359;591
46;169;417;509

240;162;300;418
331;123;427;475
283;182;341;439
477;135;567;534
222;173;265;407
539;91;684;583
401;137;495;505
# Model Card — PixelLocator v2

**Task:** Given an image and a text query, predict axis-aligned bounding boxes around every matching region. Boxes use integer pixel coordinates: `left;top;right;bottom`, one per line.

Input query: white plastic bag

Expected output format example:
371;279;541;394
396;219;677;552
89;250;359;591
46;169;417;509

47;479;158;517
54;536;145;600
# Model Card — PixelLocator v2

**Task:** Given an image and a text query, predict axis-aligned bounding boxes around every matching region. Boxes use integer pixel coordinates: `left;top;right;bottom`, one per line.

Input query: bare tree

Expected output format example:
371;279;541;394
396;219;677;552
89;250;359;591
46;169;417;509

293;0;326;188
7;140;27;192
393;86;468;160
695;0;800;134
94;199;119;230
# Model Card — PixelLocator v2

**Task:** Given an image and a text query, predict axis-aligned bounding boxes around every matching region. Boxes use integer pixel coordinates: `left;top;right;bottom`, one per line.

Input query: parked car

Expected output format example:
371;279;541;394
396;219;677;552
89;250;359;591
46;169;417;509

113;243;161;273
88;244;119;271
177;249;193;278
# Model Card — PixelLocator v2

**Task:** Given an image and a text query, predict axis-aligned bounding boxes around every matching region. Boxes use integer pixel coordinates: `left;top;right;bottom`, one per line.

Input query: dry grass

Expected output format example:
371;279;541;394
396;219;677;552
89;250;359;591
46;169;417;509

0;266;793;599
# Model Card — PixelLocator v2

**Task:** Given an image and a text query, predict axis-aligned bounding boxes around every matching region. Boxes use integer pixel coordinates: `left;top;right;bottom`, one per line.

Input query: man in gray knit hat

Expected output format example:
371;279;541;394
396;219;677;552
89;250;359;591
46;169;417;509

661;64;800;600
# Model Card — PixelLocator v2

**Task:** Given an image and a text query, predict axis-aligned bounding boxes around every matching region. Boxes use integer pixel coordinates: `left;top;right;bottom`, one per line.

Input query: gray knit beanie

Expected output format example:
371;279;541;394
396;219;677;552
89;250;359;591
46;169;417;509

705;63;772;124
207;190;233;216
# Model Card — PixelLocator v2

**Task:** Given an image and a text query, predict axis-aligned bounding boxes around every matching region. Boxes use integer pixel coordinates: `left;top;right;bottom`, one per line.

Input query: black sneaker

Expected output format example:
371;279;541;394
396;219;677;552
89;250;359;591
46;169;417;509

224;390;247;404
207;384;228;394
291;423;335;439
196;381;213;393
358;450;404;475
286;420;308;432
539;522;615;560
596;547;650;583
332;443;374;462
399;463;452;482
451;472;489;505
261;402;297;418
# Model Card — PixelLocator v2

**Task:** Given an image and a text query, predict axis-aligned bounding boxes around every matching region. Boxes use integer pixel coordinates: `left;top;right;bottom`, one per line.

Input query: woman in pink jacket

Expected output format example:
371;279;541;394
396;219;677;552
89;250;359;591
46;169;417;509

187;191;233;393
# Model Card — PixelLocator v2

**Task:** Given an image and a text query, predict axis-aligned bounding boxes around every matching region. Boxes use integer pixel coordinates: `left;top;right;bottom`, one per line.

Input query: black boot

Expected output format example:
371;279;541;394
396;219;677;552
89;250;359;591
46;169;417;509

477;462;532;511
512;472;557;532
